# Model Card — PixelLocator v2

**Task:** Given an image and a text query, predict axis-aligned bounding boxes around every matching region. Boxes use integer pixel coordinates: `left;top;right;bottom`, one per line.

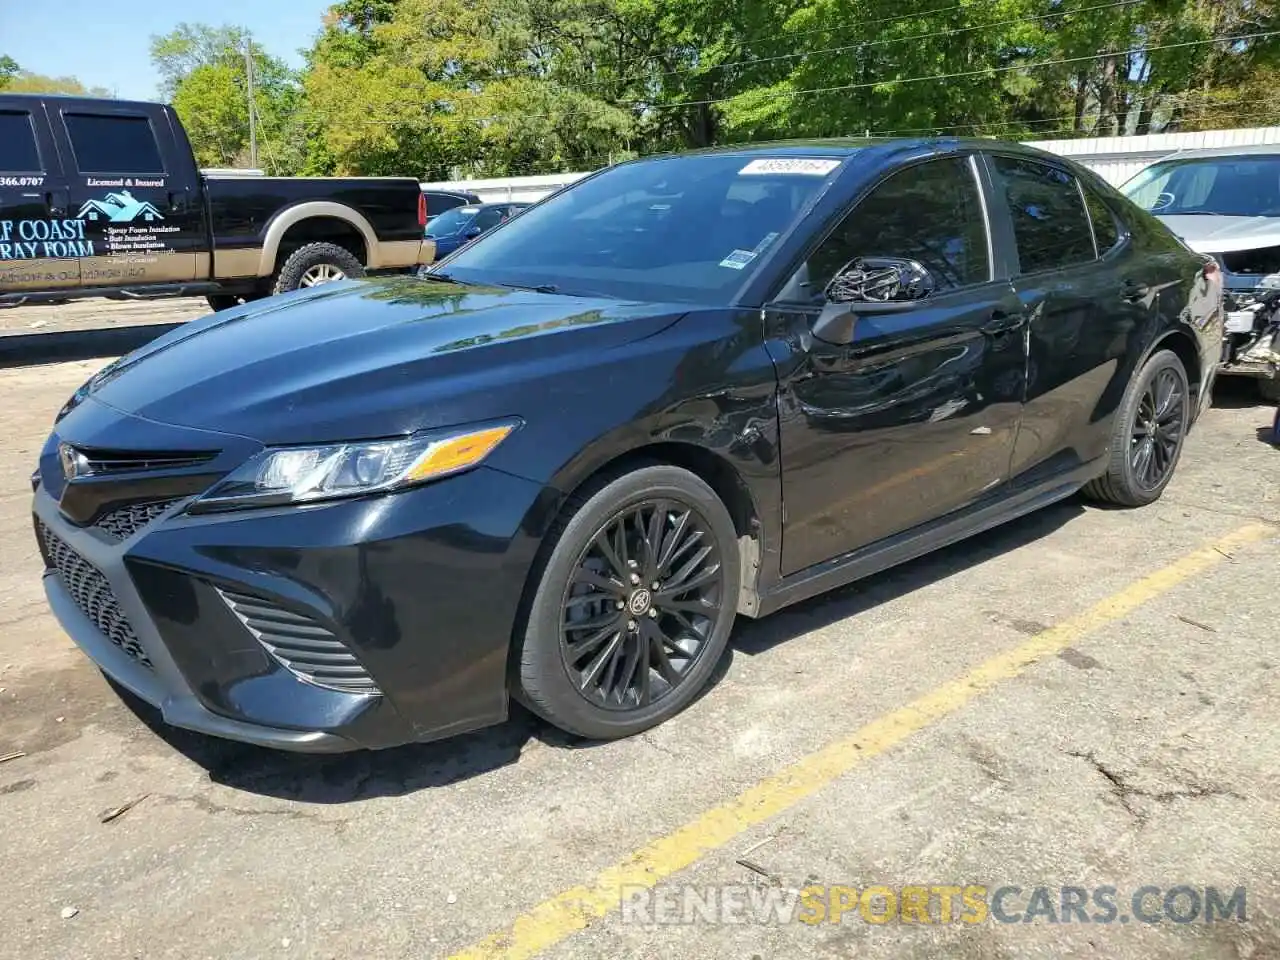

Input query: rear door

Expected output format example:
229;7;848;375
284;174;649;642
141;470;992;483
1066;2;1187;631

47;103;200;286
0;101;80;292
985;152;1143;481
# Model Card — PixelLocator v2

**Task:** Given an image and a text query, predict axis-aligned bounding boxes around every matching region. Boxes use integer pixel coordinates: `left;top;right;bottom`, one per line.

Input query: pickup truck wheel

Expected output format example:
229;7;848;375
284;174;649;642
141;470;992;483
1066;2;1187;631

515;465;739;741
206;295;241;312
272;242;364;295
1082;349;1189;507
1259;377;1280;404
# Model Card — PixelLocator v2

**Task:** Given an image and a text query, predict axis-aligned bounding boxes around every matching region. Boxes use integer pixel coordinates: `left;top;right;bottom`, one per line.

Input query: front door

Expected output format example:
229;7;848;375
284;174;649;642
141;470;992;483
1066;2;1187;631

984;153;1150;481
0;101;80;292
48;103;202;287
767;155;1027;575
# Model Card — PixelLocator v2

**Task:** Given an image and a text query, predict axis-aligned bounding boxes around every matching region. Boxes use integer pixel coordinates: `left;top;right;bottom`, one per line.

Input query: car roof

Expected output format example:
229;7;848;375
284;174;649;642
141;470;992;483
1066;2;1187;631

631;136;1081;166
1146;143;1280;161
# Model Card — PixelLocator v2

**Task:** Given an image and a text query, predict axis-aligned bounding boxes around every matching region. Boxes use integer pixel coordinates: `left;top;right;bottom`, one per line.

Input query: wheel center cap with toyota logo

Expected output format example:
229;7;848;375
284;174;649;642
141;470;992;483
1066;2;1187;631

628;589;652;616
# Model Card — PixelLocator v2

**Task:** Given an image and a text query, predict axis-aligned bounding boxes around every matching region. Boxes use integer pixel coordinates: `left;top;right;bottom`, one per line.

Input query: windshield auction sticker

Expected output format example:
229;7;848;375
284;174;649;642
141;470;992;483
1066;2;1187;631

739;158;841;176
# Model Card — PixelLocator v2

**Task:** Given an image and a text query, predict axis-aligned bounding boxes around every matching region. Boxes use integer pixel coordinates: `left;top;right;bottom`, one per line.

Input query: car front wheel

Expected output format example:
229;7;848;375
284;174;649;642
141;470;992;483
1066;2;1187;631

516;465;740;741
1083;348;1190;507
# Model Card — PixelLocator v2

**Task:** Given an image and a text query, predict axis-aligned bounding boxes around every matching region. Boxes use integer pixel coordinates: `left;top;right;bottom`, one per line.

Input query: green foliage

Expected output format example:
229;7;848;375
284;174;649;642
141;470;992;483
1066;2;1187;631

150;1;1280;178
3;71;111;97
0;56;18;88
152;24;306;173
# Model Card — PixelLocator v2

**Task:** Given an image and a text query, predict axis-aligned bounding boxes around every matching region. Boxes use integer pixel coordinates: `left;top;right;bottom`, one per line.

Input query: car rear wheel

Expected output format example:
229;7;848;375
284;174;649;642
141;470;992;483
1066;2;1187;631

272;242;364;295
1083;349;1190;507
515;465;739;741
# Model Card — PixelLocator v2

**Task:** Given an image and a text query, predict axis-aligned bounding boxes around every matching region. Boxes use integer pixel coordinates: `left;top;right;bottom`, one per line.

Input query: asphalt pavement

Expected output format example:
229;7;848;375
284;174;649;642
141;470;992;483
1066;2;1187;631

0;319;1276;960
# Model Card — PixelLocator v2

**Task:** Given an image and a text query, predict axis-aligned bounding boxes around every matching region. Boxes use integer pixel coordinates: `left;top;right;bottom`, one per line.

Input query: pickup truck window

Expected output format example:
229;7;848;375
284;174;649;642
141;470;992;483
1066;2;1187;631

0;111;42;172
64;114;165;175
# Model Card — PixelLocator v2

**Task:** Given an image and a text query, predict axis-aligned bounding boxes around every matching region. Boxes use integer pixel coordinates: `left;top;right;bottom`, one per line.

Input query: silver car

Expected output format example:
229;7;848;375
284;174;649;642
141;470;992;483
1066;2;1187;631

1120;144;1280;401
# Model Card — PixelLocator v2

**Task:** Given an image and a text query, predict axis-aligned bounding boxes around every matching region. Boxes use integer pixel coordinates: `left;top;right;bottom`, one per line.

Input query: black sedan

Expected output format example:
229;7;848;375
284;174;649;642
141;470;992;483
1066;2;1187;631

34;140;1223;752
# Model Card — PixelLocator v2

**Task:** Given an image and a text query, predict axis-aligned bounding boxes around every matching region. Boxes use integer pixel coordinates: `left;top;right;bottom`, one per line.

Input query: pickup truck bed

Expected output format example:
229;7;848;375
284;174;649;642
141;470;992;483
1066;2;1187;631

0;95;431;308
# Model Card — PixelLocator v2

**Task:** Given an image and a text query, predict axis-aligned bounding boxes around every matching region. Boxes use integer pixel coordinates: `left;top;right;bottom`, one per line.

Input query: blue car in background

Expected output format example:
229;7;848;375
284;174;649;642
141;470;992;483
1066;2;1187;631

425;202;529;258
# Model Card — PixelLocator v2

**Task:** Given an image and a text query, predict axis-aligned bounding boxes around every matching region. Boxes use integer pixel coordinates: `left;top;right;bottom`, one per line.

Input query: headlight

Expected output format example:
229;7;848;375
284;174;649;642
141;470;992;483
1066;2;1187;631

190;419;519;512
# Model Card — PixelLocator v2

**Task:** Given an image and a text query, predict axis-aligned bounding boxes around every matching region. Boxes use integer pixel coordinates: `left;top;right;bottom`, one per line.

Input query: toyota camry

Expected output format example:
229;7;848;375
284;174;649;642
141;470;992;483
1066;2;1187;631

33;139;1223;752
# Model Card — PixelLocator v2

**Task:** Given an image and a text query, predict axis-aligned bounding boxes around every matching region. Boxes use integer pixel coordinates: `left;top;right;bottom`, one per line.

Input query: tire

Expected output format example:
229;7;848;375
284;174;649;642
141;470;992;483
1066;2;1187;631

271;242;364;295
516;465;740;741
1083;349;1190;507
1259;377;1280;404
206;294;241;312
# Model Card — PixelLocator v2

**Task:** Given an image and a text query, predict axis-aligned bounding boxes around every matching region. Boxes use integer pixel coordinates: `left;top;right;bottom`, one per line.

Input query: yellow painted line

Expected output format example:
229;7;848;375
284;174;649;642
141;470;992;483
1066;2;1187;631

448;522;1274;960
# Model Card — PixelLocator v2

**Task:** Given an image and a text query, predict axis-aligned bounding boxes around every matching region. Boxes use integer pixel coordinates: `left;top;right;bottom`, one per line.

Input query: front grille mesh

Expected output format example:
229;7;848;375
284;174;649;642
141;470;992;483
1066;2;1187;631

38;521;151;669
217;588;381;695
94;500;179;542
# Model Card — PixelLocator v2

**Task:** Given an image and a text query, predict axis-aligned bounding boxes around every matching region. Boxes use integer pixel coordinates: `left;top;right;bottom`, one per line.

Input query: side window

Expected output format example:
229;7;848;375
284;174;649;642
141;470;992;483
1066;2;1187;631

1083;188;1121;253
63;114;165;175
991;155;1096;272
473;207;506;231
0;111;43;172
807;157;990;298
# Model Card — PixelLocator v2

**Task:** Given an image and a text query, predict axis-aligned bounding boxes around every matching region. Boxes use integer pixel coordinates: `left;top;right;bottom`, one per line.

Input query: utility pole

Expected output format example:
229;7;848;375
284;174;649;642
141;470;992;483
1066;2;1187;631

244;38;258;169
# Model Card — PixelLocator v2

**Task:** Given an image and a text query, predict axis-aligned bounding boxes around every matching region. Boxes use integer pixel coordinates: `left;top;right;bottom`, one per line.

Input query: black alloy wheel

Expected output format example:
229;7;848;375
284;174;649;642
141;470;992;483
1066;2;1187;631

516;465;740;740
560;499;725;711
1083;349;1190;507
1129;365;1186;492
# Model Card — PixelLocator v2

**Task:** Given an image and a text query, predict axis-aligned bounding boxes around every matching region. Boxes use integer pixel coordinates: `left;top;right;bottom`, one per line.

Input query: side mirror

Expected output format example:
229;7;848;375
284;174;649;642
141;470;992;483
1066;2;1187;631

825;257;936;305
465;226;483;239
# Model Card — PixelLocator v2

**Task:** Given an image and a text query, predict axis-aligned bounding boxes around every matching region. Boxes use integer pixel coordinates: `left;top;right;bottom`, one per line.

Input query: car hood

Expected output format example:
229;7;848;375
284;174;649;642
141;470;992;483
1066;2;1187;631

83;276;688;444
1155;214;1280;254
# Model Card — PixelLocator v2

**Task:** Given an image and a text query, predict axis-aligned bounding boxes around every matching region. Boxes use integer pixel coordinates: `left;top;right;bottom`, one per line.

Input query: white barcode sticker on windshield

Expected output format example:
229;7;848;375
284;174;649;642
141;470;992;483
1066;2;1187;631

739;158;841;176
719;249;757;270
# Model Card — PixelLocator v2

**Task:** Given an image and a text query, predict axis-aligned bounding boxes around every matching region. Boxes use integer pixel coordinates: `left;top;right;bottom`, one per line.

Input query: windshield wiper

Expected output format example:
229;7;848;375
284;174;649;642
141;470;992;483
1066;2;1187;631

419;270;469;284
497;281;560;295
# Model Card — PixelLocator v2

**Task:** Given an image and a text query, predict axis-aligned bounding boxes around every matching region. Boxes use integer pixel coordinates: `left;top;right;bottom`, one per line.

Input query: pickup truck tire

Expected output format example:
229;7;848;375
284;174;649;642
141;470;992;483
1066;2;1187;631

272;242;364;295
206;295;242;312
1259;377;1280;404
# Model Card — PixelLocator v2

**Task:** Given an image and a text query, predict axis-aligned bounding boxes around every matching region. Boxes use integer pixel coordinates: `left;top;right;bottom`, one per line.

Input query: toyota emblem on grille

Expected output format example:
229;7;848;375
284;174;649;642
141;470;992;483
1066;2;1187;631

58;442;90;480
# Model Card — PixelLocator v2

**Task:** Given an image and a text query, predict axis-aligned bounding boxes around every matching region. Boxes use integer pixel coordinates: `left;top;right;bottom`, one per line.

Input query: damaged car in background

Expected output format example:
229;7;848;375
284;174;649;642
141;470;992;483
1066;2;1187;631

1122;144;1280;401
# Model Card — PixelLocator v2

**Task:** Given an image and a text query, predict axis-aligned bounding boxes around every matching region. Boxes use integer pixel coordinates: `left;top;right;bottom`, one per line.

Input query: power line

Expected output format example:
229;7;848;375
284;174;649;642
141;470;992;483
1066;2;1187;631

575;0;1144;92
625;29;1280;112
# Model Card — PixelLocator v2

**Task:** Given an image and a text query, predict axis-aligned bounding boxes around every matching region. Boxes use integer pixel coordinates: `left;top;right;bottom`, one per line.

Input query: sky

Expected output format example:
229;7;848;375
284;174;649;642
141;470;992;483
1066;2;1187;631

0;0;334;100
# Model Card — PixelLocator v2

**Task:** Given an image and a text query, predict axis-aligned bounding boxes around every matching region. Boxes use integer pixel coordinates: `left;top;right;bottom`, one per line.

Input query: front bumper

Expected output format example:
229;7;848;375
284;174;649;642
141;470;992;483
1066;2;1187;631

33;463;549;753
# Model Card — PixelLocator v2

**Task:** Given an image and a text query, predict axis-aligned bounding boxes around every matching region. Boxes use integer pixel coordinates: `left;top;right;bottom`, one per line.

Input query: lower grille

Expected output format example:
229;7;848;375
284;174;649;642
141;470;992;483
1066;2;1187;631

38;521;151;669
216;588;381;695
94;500;179;542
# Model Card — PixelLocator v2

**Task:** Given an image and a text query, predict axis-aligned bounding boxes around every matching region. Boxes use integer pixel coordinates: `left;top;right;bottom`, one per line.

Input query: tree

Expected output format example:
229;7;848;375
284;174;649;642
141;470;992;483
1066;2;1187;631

0;56;18;89
151;24;307;173
3;71;111;97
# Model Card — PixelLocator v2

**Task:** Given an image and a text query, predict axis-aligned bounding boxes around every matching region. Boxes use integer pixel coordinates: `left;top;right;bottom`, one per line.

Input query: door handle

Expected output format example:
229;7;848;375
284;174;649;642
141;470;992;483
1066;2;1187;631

45;192;65;216
982;310;1025;336
1121;278;1150;303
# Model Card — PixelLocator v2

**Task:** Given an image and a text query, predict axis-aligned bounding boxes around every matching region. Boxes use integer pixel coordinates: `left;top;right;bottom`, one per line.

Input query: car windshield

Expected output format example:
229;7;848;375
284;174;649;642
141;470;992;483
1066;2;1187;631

426;206;479;237
438;153;850;303
1121;155;1280;216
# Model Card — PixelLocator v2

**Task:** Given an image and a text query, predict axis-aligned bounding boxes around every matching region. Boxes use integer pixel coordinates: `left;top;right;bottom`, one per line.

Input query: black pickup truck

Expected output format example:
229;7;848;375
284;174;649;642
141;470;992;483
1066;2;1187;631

0;95;431;310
